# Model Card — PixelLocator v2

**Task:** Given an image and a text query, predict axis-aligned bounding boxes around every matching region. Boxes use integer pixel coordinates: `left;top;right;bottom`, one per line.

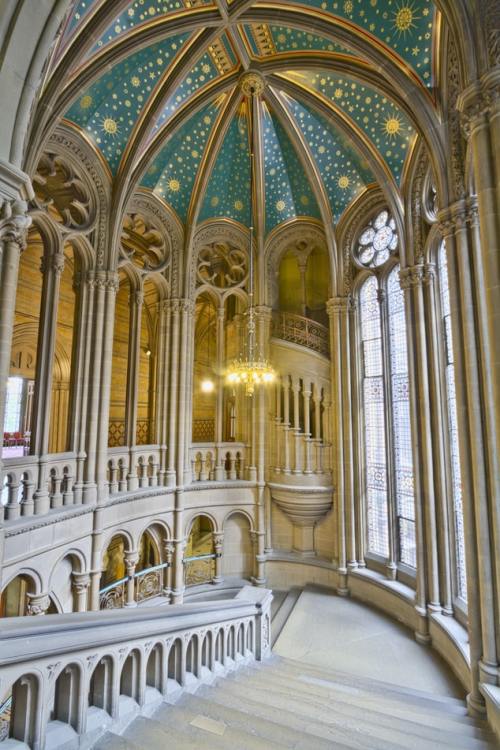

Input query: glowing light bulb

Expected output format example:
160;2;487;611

201;379;215;394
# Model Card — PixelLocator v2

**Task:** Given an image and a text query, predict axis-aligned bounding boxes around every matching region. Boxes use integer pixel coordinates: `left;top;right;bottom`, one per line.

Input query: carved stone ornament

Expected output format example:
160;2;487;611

26;592;51;616
191;222;250;296
33;151;96;233
399;264;435;290
120;211;170;275
0;198;31;248
240;71;265;98
197;241;248;290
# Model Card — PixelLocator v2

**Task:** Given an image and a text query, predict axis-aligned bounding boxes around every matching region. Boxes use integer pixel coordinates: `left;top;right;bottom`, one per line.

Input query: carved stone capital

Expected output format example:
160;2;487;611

212;532;224;550
399;264;435;290
26;592;51;616
163;541;174;559
254;305;273;323
0;198;31;249
72;572;91;593
40;252;65;276
326;295;353;316
124;550;139;576
179;298;195;316
457;68;500;138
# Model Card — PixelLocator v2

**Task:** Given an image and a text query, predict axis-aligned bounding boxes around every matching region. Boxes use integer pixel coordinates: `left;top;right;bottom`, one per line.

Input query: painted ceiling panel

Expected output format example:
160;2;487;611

65;34;190;174
287;0;435;87
152;51;221;135
200;109;252;227
283;70;415;183
282;94;374;222
66;0;213;51
263;105;321;233
141;100;220;223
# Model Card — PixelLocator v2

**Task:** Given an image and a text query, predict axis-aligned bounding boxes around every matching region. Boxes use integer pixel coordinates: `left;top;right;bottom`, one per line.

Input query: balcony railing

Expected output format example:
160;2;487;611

272;312;329;357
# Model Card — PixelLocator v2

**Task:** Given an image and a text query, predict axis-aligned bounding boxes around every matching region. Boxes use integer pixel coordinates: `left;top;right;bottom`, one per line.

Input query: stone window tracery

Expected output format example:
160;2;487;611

357;209;415;571
355;210;398;269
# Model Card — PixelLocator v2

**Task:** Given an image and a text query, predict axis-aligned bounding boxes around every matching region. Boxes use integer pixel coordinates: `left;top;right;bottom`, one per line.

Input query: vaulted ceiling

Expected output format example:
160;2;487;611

51;0;438;236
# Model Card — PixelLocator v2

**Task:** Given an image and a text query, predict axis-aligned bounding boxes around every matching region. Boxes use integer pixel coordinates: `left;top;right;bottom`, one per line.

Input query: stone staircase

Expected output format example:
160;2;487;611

94;655;497;749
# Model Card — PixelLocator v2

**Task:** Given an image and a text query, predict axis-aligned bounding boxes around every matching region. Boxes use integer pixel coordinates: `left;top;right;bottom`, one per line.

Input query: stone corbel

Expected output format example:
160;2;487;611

26;592;51;616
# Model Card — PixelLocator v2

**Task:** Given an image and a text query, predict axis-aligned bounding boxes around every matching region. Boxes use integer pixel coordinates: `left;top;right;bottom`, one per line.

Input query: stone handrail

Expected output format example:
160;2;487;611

190;442;246;482
0;586;272;749
272;311;329;357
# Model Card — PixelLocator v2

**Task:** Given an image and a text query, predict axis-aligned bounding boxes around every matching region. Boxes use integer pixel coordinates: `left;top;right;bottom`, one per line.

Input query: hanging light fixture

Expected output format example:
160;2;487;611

226;73;276;397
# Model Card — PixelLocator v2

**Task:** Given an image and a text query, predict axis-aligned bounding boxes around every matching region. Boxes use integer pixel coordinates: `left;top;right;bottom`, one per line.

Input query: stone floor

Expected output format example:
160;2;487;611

273;585;464;698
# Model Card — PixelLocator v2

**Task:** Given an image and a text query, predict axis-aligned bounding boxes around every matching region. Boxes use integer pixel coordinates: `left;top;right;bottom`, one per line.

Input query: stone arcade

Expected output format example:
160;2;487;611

0;0;499;747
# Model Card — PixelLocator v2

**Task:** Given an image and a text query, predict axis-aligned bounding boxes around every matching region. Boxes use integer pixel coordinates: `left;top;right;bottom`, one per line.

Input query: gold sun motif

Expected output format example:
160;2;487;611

393;3;419;35
80;95;93;109
211;196;219;207
131;76;141;87
102;117;118;135
338;175;350;189
383;115;403;140
300;195;310;206
167;179;180;192
334;88;343;99
276;200;286;212
234;200;243;211
343;0;353;14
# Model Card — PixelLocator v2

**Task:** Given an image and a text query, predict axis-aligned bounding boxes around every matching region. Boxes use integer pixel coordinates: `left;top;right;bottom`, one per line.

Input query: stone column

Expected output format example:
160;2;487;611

302;384;312;474
72;572;90;612
124;550;139;607
162;541;174;600
215;306;226;480
291;378;302;474
156;300;171;485
400;264;442;643
165;300;180;486
438;204;497;712
26;592;50;616
213;532;224;584
125;289;144;490
282;376;291;474
31;249;65;515
326;298;350;591
273;381;282;473
94;272;119;500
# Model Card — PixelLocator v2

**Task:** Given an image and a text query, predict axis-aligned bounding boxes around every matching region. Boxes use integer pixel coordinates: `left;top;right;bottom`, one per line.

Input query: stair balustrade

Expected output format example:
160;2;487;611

0;586;272;750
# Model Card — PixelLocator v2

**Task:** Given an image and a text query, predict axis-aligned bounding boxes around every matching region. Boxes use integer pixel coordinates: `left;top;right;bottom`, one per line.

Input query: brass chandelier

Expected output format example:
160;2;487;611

226;73;276;397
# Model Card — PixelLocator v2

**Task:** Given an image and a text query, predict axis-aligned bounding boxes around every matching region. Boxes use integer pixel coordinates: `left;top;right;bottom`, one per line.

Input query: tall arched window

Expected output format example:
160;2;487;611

356;210;415;574
437;242;467;603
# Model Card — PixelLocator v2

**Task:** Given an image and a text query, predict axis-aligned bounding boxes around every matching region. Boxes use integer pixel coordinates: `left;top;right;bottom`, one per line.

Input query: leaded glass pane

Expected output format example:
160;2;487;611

360;276;389;557
387;265;416;568
438;243;467;602
355;211;398;269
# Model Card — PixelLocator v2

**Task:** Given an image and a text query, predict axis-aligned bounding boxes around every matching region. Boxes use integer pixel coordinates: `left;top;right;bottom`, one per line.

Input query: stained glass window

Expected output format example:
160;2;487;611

438;243;467;602
388;265;415;567
356;211;398;269
360;275;389;557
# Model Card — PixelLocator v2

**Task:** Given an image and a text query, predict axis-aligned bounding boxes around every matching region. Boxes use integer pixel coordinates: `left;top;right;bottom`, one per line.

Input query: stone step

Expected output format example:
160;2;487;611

271;656;469;713
93;732;141;750
231;662;489;736
213;673;495;750
201;677;408;750
225;665;495;747
151;699;289;749
178;692;354;750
